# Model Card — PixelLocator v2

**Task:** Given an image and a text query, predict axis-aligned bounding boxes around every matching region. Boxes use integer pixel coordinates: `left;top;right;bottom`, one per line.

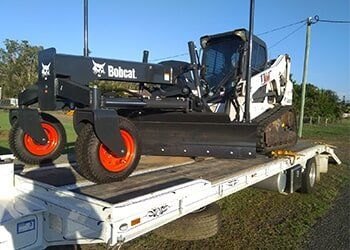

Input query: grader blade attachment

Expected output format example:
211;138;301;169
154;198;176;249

133;113;257;159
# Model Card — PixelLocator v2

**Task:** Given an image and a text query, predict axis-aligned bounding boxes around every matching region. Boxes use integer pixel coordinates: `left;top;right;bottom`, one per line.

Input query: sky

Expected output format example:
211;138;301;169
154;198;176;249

0;0;349;100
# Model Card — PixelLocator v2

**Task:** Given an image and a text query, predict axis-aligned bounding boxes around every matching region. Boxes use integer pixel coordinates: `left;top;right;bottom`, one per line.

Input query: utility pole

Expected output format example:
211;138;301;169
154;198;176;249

244;0;255;122
298;17;317;138
83;0;89;57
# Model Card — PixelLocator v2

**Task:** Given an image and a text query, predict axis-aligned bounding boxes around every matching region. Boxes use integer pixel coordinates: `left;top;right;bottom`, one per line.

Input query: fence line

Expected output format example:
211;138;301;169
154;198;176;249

296;115;344;126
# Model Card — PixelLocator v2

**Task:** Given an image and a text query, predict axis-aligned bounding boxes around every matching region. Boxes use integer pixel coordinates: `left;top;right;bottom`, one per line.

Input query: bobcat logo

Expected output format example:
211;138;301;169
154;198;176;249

92;60;106;77
41;62;51;80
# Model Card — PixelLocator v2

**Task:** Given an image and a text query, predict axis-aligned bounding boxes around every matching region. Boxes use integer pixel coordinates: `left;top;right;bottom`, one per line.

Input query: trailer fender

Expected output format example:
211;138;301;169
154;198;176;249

73;109;126;157
9;108;48;145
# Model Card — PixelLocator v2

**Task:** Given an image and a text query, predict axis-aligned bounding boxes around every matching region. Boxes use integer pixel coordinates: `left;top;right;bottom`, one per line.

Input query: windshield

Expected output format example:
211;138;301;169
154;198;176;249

201;37;243;89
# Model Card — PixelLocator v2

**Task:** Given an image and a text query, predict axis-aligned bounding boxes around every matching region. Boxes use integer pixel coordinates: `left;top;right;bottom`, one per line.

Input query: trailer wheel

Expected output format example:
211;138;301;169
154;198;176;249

75;117;141;183
154;203;221;241
300;157;317;193
9;113;66;164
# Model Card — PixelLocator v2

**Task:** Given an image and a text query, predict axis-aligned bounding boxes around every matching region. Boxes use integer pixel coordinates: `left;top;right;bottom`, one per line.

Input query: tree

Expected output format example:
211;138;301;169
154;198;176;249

0;39;43;98
291;75;343;119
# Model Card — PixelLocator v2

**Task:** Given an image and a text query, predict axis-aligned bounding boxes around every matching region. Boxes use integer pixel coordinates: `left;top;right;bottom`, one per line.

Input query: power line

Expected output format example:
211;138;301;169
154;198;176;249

267;16;350;49
318;19;350;24
153;19;309;61
268;23;305;49
150;16;349;62
257;19;306;36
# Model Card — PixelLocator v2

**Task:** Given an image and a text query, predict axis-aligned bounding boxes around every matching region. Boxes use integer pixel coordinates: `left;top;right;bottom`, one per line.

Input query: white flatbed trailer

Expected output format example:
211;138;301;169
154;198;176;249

0;141;341;249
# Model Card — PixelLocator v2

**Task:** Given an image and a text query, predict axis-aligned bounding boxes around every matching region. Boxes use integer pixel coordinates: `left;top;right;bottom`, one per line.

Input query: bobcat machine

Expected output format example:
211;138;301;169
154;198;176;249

8;29;297;183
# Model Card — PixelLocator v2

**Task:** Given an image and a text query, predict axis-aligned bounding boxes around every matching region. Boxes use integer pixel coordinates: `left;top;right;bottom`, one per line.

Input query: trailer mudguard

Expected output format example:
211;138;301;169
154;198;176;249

9;108;48;144
73;109;126;157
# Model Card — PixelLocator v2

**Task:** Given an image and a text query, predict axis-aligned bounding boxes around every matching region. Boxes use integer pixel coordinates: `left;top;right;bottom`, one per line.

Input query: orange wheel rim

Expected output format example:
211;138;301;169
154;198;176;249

98;130;135;172
23;122;59;156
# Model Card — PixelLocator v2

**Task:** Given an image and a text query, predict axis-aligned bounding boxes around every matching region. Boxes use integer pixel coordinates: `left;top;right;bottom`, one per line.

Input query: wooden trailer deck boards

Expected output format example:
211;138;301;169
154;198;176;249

74;156;273;203
18;156;194;187
74;139;318;202
19;140;314;192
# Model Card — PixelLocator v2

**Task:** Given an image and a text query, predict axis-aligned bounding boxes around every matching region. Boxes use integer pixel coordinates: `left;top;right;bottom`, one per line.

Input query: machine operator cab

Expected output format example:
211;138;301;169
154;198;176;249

200;29;268;119
153;29;270;121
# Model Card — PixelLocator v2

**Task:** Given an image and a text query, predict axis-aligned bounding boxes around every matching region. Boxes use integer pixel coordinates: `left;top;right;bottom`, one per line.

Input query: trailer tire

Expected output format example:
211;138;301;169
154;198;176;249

9;113;66;164
154;203;221;241
300;157;317;193
76;117;141;183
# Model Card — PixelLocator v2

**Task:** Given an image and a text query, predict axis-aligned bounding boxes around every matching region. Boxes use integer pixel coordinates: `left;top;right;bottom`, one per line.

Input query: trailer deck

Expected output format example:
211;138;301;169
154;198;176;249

0;140;341;249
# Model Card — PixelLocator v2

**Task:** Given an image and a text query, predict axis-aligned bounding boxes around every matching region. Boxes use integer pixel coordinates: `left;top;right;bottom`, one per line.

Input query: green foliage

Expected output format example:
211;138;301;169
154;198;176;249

0;39;43;98
92;80;138;93
339;101;350;114
292;76;343;119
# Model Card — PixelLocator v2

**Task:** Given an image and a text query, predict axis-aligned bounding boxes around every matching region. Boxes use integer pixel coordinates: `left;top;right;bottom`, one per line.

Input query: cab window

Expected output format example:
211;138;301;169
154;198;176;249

251;42;267;74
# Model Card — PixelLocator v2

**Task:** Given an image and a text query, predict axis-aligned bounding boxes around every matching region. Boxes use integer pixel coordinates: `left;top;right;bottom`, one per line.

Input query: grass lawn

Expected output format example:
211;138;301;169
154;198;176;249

303;119;350;144
0;109;349;249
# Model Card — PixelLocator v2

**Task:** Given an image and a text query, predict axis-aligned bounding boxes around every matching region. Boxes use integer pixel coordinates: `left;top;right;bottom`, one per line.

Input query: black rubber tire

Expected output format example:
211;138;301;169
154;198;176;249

9;113;66;164
300;157;317;193
72;123;95;180
154;203;221;241
75;117;141;183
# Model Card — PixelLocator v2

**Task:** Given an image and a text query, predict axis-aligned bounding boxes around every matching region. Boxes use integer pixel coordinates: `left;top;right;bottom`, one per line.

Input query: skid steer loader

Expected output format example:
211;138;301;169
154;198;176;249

8;28;297;183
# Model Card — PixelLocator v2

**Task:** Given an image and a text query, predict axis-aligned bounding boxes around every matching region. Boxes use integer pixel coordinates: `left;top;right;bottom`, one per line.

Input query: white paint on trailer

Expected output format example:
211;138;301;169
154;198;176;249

0;143;340;248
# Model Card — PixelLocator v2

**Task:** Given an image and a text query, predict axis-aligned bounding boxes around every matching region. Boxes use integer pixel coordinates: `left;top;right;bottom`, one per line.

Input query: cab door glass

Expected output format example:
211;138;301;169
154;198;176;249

251;42;267;74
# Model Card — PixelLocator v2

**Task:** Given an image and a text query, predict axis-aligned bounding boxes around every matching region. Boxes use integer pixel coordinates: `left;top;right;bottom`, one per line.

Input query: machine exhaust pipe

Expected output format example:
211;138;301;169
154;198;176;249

252;172;287;193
